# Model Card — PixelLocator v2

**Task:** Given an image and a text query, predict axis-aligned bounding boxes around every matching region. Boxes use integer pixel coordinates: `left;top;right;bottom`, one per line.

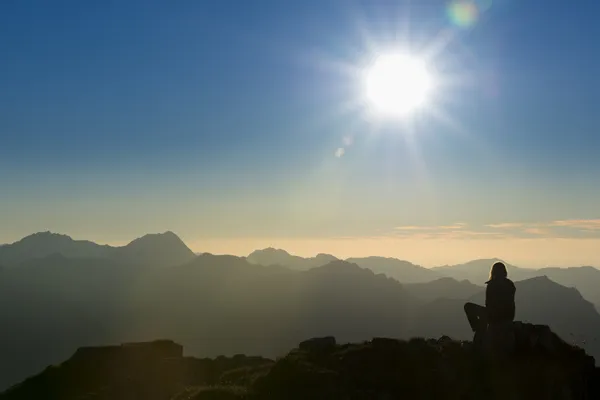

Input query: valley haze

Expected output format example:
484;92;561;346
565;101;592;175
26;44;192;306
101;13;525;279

1;231;599;391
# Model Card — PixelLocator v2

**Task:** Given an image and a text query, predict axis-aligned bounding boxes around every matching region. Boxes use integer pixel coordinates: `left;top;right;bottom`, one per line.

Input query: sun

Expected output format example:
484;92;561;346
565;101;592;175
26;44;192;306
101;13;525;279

365;54;434;118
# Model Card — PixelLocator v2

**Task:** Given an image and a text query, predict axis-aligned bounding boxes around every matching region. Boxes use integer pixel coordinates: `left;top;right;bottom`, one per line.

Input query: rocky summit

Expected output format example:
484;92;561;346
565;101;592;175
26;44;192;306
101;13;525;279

1;323;599;400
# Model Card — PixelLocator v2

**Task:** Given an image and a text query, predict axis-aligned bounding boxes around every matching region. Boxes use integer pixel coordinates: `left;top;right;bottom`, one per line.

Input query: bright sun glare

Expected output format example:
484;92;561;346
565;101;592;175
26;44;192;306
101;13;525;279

365;54;433;118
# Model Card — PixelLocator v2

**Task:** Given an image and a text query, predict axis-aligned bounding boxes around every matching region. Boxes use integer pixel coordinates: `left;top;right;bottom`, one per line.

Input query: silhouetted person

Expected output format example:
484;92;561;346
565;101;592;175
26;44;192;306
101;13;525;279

464;262;516;338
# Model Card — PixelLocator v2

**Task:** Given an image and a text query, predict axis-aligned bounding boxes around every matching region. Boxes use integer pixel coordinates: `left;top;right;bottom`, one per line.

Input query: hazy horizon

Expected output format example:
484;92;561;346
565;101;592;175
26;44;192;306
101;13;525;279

3;230;600;269
3;1;600;268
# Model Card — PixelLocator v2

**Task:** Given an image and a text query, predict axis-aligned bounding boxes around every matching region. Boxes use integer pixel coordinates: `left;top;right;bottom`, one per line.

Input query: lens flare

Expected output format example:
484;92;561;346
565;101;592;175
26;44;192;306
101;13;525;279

447;0;492;28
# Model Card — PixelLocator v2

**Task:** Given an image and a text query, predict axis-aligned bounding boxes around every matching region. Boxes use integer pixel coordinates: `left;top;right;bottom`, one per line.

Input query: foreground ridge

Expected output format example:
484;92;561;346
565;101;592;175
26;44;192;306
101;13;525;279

1;323;599;400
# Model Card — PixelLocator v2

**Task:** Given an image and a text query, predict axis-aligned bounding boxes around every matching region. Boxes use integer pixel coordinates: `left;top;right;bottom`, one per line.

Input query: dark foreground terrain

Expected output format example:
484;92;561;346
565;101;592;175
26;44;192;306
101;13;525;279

1;322;598;400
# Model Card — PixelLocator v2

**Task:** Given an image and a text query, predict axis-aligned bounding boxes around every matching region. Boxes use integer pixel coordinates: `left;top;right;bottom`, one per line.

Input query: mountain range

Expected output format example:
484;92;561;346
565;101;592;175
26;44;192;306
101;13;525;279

1;232;600;391
0;231;196;268
248;248;600;309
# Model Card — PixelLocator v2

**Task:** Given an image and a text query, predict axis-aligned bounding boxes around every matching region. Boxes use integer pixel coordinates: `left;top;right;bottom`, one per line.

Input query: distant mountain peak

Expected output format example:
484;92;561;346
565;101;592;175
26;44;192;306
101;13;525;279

247;248;336;270
310;260;370;275
127;231;183;244
17;231;73;243
253;247;291;256
0;231;197;268
524;275;551;282
315;253;336;259
435;277;460;283
117;231;195;267
345;256;441;284
517;275;566;290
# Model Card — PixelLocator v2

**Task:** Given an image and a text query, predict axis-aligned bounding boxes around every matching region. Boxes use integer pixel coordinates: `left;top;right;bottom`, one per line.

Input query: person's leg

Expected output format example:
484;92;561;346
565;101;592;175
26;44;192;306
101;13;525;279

464;302;487;332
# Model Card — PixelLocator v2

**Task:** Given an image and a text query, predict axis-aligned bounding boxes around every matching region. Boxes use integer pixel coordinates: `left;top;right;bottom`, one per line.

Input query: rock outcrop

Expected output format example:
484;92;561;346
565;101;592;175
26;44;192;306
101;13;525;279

298;336;337;353
0;340;272;400
254;330;597;399
1;325;598;400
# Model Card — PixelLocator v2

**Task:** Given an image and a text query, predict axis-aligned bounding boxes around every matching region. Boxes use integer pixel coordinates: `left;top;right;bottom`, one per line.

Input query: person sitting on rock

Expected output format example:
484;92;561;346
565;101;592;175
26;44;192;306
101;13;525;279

464;262;516;338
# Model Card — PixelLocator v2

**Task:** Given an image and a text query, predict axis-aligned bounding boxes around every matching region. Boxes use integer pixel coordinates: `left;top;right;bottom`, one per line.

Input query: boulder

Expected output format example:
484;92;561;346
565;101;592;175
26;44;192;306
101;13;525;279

477;321;595;366
298;336;337;354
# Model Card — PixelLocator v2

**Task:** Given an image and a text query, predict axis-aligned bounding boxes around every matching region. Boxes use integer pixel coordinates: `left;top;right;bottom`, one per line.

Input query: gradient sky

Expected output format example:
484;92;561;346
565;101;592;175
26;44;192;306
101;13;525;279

2;0;600;266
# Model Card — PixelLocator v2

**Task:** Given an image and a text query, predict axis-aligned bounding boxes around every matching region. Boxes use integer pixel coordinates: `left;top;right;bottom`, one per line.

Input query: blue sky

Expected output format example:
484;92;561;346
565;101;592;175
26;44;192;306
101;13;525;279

1;0;600;265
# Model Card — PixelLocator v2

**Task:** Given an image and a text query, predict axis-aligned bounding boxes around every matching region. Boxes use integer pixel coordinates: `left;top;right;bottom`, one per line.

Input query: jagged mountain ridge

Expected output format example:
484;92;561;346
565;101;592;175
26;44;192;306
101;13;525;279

248;248;441;283
0;231;195;268
431;258;530;282
347;256;442;283
535;266;600;312
0;232;113;265
247;247;338;270
412;276;600;356
249;249;600;308
432;259;600;310
403;277;483;302
1;254;600;391
3;233;600;299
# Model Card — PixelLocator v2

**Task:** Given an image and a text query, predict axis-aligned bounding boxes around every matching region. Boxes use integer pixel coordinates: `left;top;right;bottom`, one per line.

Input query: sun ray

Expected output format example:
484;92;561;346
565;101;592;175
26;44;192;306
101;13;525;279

343;0;380;56
395;0;413;46
421;28;457;63
425;103;471;139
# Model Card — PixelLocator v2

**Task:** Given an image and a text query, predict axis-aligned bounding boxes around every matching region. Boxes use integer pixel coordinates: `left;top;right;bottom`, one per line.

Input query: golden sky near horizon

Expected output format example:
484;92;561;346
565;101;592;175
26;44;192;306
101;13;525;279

188;236;600;268
3;219;600;268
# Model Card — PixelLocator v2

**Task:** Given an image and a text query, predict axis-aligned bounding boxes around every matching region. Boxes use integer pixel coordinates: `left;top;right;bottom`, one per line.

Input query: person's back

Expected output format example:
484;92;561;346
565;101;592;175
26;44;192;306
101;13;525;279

485;275;516;325
464;261;516;336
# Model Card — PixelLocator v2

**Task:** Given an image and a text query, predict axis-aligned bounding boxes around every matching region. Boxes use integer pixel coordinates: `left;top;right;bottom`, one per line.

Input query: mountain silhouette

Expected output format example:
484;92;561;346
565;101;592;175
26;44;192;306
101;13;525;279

110;231;196;267
411;276;600;358
247;251;600;310
535;266;600;311
403;277;483;302
0;232;112;265
247;248;338;270
432;258;533;284
433;259;600;309
0;231;195;268
248;251;441;283
347;256;442;283
1;243;600;391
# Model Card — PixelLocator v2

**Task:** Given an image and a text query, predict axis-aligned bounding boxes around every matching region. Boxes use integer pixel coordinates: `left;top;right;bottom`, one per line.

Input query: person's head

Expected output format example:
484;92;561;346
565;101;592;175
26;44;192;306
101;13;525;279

488;262;508;282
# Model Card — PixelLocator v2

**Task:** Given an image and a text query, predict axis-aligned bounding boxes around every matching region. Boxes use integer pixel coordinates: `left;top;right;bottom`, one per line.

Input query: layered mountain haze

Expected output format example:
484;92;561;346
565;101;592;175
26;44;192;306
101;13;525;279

403;277;483;302
411;276;600;354
535;266;600;311
1;232;600;393
247;248;338;270
251;250;600;309
431;258;534;283
347;256;442;283
249;249;442;283
432;259;600;311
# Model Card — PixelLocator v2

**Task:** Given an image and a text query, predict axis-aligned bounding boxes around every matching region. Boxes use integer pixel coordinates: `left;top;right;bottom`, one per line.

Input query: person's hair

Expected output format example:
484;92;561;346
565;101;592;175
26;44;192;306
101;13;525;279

489;262;508;281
